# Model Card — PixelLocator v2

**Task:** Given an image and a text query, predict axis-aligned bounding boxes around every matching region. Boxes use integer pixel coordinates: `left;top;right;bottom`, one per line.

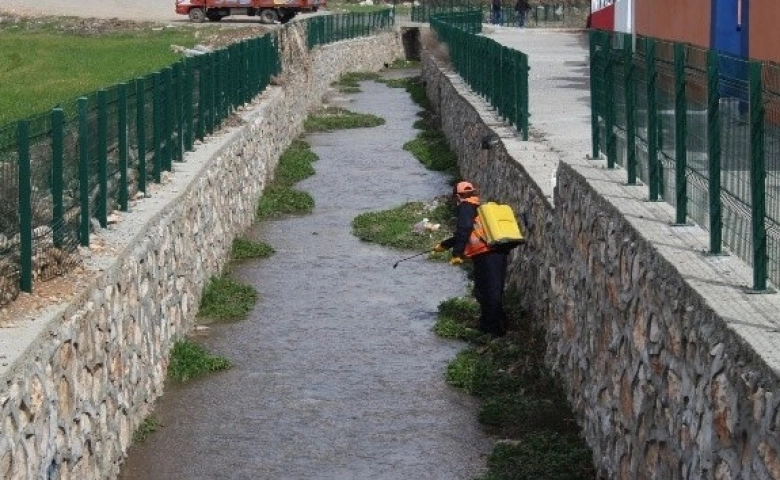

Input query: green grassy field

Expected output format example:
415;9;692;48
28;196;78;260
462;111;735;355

0;25;201;125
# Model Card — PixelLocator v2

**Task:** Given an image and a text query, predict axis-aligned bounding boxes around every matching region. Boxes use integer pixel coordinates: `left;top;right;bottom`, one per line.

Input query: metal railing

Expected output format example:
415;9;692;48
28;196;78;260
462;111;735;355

412;2;588;28
430;11;530;140
307;9;394;48
0;12;395;304
590;30;780;292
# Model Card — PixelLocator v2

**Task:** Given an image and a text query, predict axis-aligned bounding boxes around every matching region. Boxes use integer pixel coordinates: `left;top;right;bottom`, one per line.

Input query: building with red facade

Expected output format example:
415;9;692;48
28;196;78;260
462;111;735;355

590;0;780;63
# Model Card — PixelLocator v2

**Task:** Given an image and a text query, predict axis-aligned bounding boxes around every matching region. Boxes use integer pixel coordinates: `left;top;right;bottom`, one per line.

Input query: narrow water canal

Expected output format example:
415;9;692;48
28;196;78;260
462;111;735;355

119;72;493;479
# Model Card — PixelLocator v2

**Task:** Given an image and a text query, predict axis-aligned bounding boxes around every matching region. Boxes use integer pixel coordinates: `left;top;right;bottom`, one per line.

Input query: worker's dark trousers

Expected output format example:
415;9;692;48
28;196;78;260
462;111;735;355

472;251;508;335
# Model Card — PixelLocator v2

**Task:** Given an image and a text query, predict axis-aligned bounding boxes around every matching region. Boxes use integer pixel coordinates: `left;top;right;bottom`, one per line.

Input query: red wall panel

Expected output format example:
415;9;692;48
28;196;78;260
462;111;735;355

589;3;615;31
635;0;710;48
750;0;780;63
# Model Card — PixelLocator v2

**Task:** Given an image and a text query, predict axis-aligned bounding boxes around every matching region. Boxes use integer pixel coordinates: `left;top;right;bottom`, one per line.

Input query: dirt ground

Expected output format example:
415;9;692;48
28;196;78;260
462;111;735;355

0;0;184;23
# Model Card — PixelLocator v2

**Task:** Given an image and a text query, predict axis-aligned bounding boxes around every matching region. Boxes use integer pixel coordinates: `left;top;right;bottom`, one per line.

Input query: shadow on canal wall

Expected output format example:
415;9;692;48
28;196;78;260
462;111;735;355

420;40;780;478
0;23;402;479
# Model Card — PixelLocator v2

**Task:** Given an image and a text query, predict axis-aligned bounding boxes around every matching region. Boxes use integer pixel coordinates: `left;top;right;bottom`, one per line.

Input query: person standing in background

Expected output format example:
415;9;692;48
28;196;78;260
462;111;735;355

491;0;503;25
514;0;529;27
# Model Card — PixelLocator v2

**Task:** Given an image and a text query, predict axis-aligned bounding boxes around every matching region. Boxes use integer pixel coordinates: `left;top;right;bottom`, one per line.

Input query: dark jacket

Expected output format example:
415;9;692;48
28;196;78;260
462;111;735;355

440;200;478;259
515;0;529;11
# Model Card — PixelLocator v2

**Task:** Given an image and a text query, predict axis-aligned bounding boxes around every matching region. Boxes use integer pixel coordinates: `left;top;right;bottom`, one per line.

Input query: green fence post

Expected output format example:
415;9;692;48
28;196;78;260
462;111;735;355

604;33;616;169
227;45;235;111
646;38;660;201
520;52;529;141
589;30;600;159
624;35;637;184
78;97;90;246
51;108;65;247
749;61;768;291
492;42;499;107
152;71;162;183
196;55;206;141
136;77;147;195
118;83;129;212
17;120;33;293
218;50;226;123
163;66;173;171
707;49;722;255
213;53;220;131
177;61;186;158
208;52;216;134
512;50;520;131
172;63;183;162
236;43;243;105
674;43;688;224
204;55;211;136
97;89;108;228
185;58;194;152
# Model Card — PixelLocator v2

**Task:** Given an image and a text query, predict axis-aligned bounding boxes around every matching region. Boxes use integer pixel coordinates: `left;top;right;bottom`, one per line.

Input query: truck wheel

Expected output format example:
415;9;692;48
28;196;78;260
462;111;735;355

188;8;206;23
259;9;279;24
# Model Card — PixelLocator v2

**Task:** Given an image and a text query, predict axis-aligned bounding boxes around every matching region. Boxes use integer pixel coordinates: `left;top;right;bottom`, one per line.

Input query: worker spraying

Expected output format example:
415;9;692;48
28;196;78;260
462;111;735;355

433;181;513;337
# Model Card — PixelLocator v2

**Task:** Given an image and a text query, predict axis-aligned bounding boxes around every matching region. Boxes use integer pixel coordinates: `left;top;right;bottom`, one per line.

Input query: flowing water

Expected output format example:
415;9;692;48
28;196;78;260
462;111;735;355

119;72;492;479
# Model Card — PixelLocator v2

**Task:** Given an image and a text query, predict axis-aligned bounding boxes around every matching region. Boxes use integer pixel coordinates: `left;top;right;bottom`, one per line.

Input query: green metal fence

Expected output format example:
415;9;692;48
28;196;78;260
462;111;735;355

0;34;281;298
307;9;394;49
412;2;588;28
1;12;395;300
411;1;480;23
430;11;530;140
590;30;780;292
0;13;393;304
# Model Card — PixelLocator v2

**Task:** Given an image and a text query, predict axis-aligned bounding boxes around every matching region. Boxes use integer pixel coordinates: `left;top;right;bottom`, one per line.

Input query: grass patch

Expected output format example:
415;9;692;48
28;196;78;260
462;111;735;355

435;291;597;479
304;107;385;132
478;433;596;480
231;238;275;260
352;200;455;251
256;138;317;220
0;23;200;125
403;114;459;173
384;75;429;109
332;71;381;93
133;415;160;443
274;139;318;187
380;78;411;89
168;339;232;383
432;296;483;340
386;59;420;70
198;276;258;321
479;393;579;438
377;75;429;110
382;76;456;173
446;344;529;397
256;187;315;219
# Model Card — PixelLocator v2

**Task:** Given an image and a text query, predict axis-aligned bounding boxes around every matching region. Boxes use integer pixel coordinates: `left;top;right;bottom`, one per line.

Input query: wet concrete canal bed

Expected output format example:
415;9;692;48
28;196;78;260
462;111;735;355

119;73;493;479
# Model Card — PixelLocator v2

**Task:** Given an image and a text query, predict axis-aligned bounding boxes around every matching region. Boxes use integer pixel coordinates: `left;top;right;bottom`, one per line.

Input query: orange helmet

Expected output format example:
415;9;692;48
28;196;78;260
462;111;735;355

454;181;476;195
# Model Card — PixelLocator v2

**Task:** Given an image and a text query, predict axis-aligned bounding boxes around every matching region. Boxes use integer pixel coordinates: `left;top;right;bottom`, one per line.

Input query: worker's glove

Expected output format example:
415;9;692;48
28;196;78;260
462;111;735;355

449;256;463;266
432;243;447;253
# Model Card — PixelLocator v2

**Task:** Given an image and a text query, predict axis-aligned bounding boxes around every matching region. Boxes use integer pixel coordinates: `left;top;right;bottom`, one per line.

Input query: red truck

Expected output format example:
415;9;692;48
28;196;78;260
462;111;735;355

175;0;317;24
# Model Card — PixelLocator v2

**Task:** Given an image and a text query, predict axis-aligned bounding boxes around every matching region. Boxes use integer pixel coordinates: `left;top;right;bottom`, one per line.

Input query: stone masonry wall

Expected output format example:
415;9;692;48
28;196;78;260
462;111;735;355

0;24;402;479
421;50;780;479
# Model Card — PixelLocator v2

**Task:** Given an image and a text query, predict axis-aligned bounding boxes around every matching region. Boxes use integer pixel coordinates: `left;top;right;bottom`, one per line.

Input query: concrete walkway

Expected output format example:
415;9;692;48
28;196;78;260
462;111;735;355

479;26;780;373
